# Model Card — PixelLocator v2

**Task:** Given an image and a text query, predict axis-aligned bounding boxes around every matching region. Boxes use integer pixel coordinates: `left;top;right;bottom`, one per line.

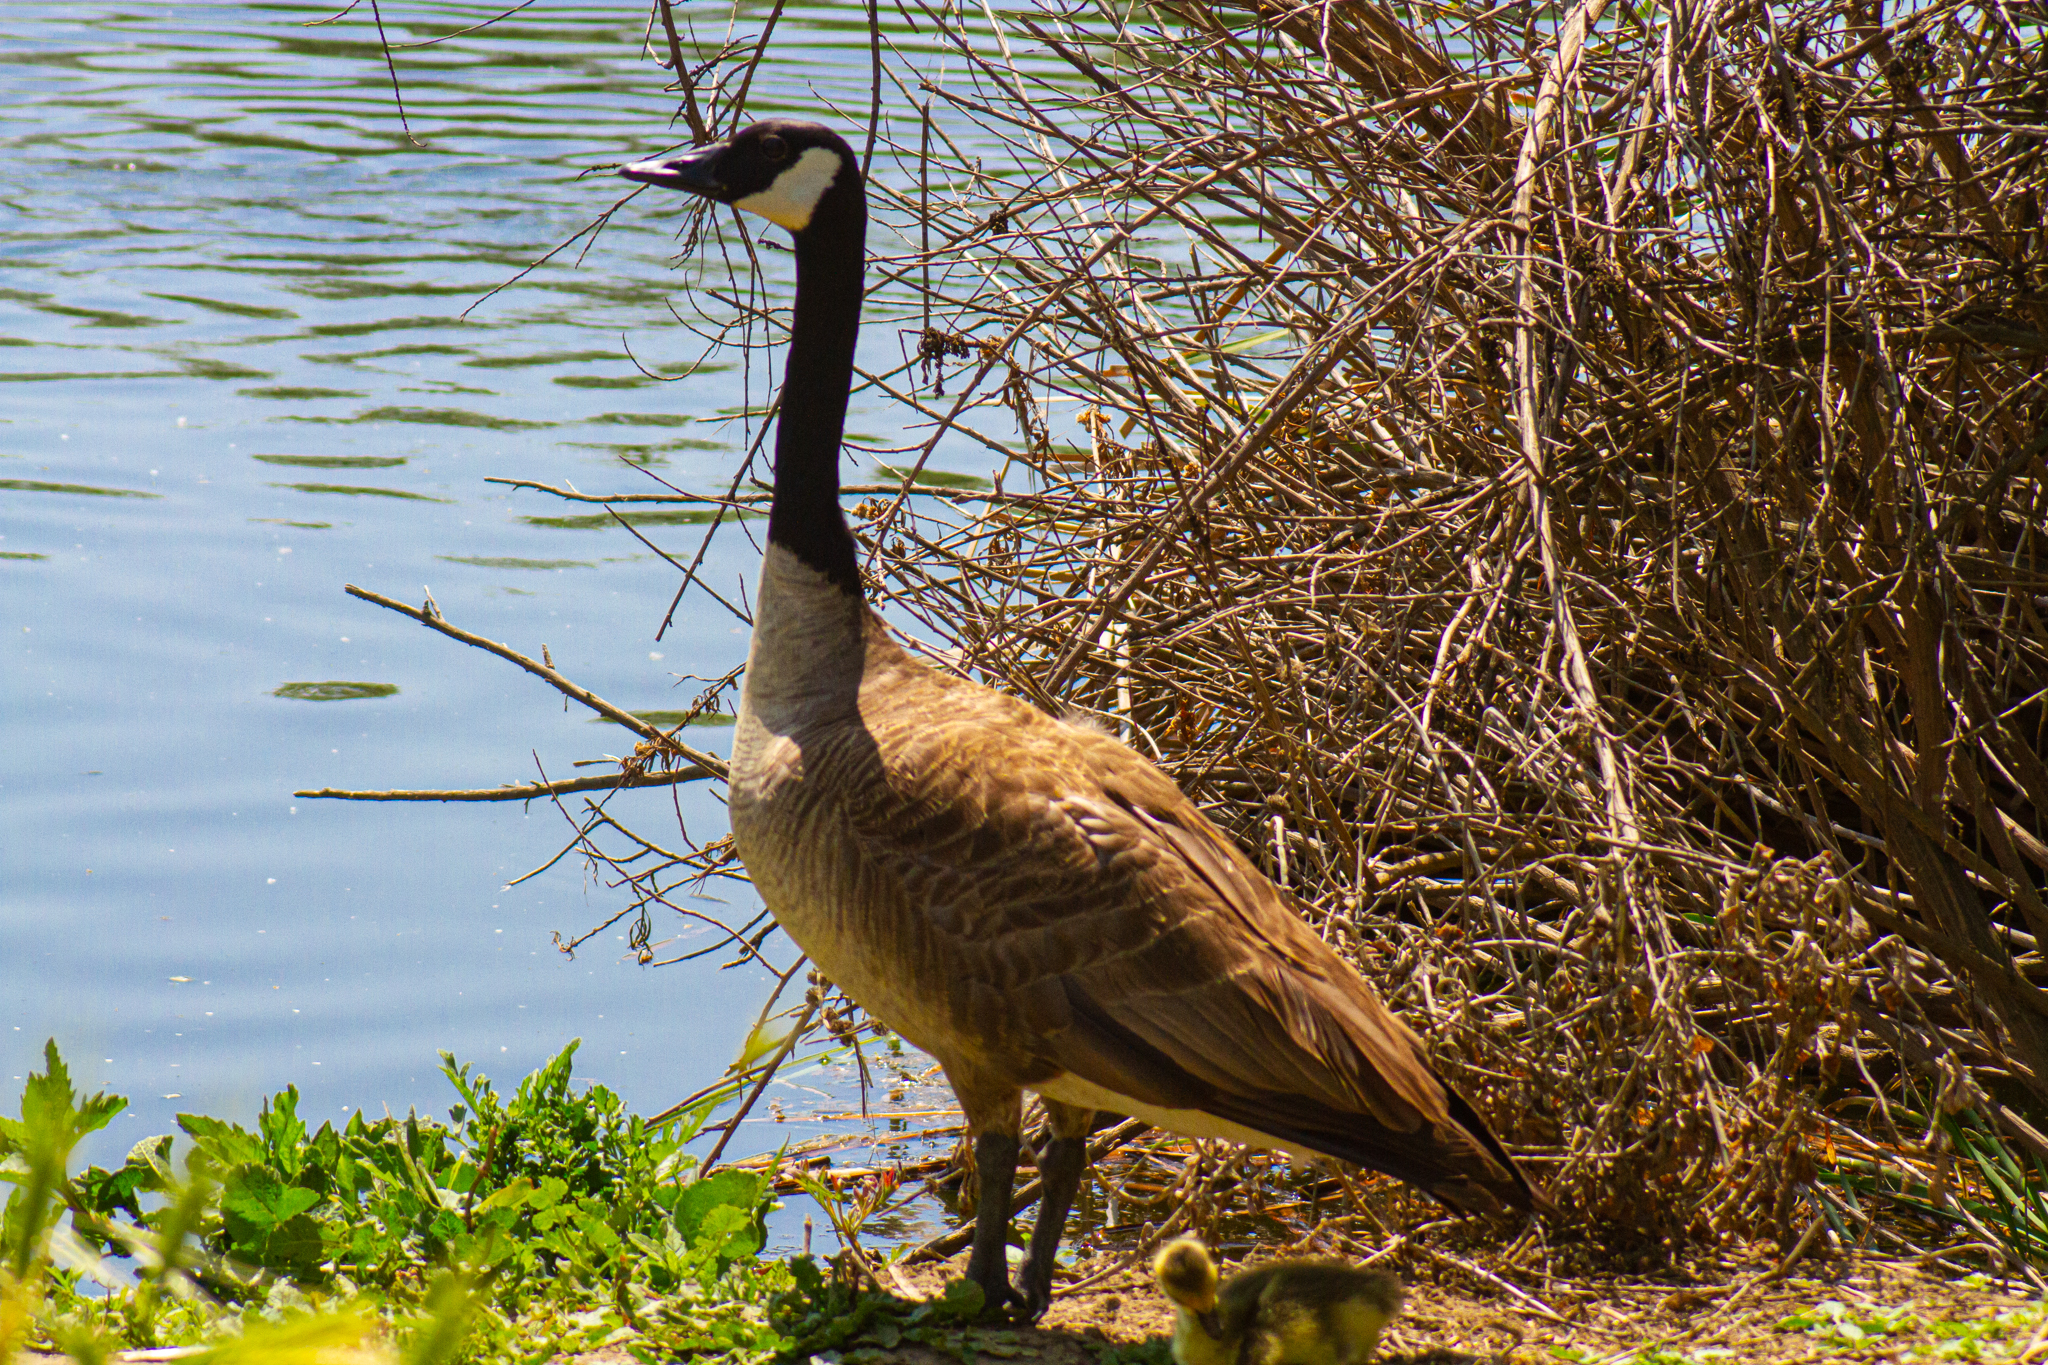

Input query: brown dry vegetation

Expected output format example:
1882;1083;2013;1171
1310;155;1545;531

832;0;2048;1262
406;0;2048;1294
880;1253;2046;1364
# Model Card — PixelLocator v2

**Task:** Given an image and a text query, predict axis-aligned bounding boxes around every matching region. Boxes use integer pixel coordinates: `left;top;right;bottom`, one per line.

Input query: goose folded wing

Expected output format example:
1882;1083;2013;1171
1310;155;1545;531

1044;792;1530;1203
836;714;1519;1201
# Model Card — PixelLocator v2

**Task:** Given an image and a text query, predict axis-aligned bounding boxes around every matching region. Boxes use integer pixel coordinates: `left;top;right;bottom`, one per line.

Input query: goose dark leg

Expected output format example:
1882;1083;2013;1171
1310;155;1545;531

965;1129;1024;1318
1015;1133;1083;1320
1015;1099;1094;1322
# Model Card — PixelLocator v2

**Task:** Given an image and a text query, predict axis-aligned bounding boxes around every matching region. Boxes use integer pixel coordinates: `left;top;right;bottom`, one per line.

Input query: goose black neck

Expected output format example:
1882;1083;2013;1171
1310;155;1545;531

771;182;866;597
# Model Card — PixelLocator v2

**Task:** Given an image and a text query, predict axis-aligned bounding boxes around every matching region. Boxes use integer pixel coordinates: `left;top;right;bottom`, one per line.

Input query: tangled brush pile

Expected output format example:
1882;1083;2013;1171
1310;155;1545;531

837;0;2047;1255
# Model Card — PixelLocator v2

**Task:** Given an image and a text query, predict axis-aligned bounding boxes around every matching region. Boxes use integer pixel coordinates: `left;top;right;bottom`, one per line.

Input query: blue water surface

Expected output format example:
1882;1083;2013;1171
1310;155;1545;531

1;0;1006;1244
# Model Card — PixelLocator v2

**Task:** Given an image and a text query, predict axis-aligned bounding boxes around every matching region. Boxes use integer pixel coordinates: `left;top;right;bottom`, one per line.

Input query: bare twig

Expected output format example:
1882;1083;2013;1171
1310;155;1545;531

293;769;710;802
341;583;727;779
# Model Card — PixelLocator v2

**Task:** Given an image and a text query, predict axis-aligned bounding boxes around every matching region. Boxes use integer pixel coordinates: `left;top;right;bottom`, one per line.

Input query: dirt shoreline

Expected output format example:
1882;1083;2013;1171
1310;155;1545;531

819;1251;2045;1365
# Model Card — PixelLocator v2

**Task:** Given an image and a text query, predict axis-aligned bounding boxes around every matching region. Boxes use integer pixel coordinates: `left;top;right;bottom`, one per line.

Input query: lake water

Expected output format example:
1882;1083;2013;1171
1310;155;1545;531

1;0;1019;1244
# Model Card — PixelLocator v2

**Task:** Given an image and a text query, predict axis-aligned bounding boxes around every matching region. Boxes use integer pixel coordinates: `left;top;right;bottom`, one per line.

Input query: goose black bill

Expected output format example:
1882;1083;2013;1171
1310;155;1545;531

619;146;725;197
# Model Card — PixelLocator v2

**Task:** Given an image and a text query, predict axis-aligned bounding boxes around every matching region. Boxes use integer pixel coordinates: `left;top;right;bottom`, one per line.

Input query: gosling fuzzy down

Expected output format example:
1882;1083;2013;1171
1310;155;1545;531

1154;1238;1403;1365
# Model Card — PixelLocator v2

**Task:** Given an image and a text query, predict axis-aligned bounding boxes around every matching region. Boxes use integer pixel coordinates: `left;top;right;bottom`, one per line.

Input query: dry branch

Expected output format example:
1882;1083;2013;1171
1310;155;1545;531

369;0;2046;1263
342;582;727;778
292;769;712;802
815;0;2048;1250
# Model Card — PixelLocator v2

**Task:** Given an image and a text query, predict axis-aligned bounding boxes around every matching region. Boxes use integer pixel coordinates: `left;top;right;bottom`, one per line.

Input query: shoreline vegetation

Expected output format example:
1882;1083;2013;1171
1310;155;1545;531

29;0;2043;1355
317;0;2048;1308
6;1039;2048;1364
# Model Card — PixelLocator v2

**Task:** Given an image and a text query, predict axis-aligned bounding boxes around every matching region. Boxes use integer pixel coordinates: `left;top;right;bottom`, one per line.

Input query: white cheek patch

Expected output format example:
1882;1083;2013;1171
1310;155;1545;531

734;146;842;231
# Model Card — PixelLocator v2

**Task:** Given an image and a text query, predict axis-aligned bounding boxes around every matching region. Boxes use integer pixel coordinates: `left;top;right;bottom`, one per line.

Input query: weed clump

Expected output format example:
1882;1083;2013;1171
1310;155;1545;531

0;1039;803;1362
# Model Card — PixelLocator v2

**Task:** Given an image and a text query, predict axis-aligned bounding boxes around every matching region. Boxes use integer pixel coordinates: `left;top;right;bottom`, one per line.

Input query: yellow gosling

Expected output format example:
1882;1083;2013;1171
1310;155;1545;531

1154;1238;1403;1365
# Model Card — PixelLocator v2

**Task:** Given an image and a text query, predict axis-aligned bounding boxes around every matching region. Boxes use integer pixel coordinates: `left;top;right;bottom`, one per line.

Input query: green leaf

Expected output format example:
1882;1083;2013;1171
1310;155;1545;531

693;1203;757;1259
574;1211;623;1253
68;1134;176;1225
1213;328;1294;355
69;1164;145;1216
733;1020;792;1071
673;1169;767;1250
17;1039;127;1149
4;1041;131;1276
789;1254;826;1296
129;1133;177;1185
941;1276;986;1319
259;1087;308;1168
179;1113;266;1168
222;1165;321;1232
307;1120;342;1177
264;1211;327;1274
472;1176;538;1215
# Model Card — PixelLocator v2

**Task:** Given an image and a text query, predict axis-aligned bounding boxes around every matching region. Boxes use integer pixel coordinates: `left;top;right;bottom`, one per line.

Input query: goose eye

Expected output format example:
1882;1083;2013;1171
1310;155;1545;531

759;134;788;161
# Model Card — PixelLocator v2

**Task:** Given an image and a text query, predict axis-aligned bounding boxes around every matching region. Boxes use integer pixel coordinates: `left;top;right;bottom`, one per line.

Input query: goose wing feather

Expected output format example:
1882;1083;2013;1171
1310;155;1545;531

832;653;1530;1208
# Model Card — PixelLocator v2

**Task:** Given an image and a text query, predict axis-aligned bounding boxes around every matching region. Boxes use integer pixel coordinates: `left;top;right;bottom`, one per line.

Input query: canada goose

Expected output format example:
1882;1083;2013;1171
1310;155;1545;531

1154;1238;1403;1365
619;119;1541;1321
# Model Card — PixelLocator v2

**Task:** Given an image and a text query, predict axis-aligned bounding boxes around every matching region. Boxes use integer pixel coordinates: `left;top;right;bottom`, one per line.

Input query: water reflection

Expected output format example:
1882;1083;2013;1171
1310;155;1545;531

1;0;1010;1252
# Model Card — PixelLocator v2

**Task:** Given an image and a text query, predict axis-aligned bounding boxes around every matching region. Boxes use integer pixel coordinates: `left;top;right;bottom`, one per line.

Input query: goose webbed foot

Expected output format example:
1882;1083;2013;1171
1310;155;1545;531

966;1261;1030;1320
1010;1260;1054;1323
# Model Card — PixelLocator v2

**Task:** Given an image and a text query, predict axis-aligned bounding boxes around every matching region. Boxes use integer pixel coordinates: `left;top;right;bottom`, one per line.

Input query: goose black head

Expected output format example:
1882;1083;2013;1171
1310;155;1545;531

619;120;860;234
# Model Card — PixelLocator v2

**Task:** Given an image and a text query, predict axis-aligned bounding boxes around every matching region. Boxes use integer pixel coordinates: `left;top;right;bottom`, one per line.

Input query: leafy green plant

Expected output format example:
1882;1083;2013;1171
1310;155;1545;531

764;1256;987;1358
1823;1104;2048;1275
1938;1111;2048;1269
0;1040;126;1280
4;1036;1178;1365
1778;1298;1920;1345
3;1039;791;1362
791;1164;916;1272
57;1040;752;1311
1089;1337;1175;1365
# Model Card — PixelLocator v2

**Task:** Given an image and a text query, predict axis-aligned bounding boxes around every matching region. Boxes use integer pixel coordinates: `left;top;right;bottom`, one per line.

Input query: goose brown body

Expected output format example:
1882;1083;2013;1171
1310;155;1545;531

622;118;1541;1323
731;545;1535;1212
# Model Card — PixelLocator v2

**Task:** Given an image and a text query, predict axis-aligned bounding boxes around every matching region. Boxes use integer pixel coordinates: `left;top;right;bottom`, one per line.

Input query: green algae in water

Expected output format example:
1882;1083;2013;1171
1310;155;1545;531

240;386;366;400
0;479;161;498
253;454;406;469
293;405;548;431
586;412;696;427
271;482;449;502
273;681;400;702
464;349;625;370
179;357;269;380
437;555;596;570
554;375;660;389
871;464;993;490
147;292;297;320
520;507;759;529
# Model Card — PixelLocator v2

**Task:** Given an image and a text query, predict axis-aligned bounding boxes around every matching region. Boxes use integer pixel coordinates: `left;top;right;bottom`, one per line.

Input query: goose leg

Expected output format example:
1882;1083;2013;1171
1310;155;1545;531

965;1129;1025;1318
1016;1132;1082;1319
1015;1100;1094;1321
